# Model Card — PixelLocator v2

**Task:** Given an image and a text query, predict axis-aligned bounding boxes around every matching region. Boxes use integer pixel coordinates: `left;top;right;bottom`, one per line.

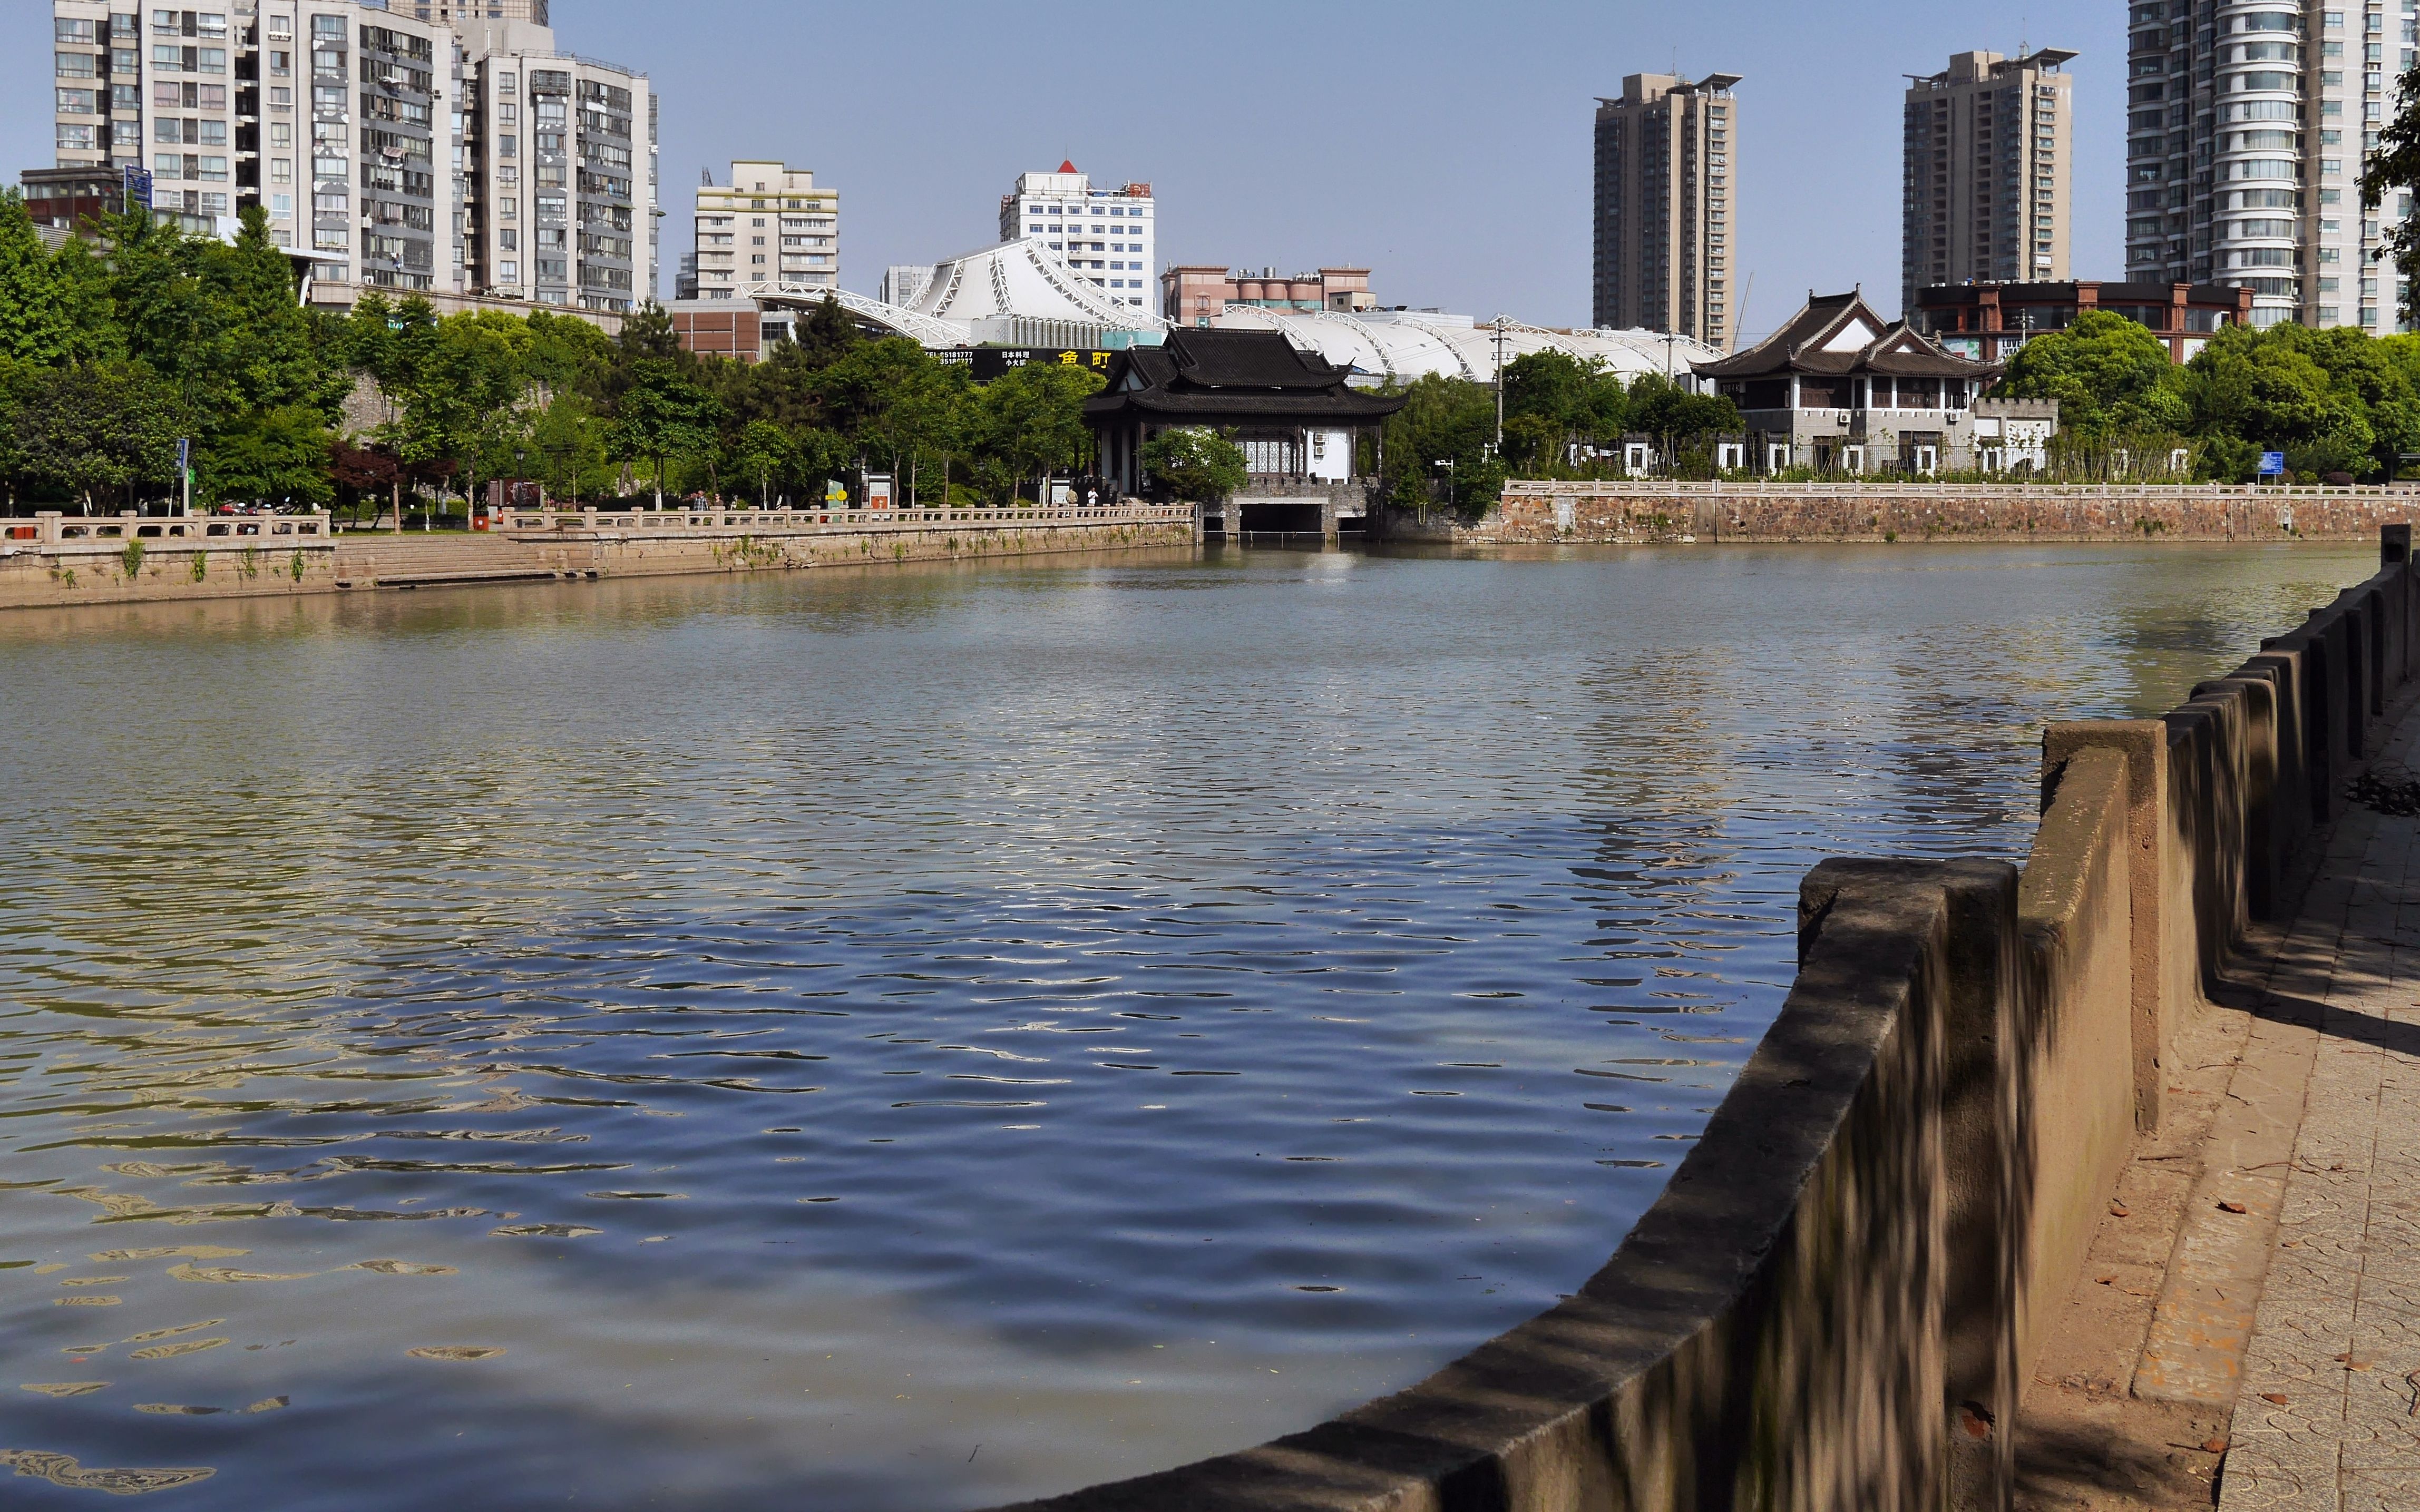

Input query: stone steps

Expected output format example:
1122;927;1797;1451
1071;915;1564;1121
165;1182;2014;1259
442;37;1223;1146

332;534;567;585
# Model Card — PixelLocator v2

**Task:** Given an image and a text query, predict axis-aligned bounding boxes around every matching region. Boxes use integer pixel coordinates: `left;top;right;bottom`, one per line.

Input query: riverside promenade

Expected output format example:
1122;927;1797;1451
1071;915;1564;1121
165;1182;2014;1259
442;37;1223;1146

2013;695;2420;1508
2217;729;2420;1508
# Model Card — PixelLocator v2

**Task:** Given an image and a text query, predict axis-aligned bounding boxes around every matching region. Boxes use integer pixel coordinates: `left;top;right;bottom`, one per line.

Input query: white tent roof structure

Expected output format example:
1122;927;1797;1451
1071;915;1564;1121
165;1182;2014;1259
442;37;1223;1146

744;238;1167;347
901;239;1166;333
737;282;970;347
737;247;1720;387
1206;306;1724;387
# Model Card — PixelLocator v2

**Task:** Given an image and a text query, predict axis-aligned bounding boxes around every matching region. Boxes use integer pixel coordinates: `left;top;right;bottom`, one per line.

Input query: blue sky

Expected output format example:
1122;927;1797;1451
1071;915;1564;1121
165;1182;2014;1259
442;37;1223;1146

4;1;2123;338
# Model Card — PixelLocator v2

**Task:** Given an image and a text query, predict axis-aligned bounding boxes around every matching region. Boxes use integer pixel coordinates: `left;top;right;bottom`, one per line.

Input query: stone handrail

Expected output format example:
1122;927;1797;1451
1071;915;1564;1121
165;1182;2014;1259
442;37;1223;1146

1002;526;2420;1509
0;510;335;555
1501;479;2420;499
498;502;1193;537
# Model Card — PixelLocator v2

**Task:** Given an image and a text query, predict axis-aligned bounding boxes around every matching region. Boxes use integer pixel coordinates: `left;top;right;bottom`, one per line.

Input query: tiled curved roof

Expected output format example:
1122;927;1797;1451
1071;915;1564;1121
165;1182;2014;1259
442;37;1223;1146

1693;290;2001;382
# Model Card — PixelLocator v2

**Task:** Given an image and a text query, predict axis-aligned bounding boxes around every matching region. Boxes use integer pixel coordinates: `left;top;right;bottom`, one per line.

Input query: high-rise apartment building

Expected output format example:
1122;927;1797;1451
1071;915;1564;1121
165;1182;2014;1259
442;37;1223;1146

690;160;836;300
1592;72;1740;346
2126;2;2419;330
50;1;656;316
998;164;1156;310
879;264;931;306
409;1;548;21
1901;48;2075;313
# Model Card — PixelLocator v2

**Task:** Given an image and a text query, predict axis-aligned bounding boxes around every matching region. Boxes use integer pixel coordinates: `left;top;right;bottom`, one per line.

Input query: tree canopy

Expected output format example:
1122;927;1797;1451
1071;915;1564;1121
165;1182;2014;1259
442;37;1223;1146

0;186;1116;517
1994;315;2420;480
1139;428;1248;504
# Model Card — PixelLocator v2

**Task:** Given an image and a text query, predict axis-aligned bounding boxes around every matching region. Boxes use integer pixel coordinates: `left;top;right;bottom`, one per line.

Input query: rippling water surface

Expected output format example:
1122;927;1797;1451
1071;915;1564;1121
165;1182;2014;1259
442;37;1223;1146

0;542;2377;1508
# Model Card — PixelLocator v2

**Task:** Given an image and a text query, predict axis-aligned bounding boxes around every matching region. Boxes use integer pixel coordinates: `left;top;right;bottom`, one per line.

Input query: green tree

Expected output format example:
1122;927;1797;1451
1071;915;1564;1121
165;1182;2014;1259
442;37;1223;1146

2182;323;2389;478
1499;350;1631;473
46;237;122;365
220;205;324;413
1625;375;1741;475
15;360;184;513
0;356;35;507
729;419;798;508
1377;374;1500;515
1998;309;2188;438
521;308;617;406
610;360;723;506
1139;427;1249;503
970;361;1105;503
0;192;76;364
815;338;966;504
528;391;614;505
2364;60;2420;327
792;294;863;368
200;404;335;509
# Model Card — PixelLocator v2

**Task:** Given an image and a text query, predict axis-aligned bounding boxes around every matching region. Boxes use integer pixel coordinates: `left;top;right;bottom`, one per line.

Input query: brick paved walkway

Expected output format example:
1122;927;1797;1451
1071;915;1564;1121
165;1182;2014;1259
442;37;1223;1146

2219;707;2420;1509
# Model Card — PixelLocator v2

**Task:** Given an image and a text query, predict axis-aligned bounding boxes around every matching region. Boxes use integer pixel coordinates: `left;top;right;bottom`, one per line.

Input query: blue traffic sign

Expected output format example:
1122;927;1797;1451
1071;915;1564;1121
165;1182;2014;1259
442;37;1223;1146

2258;451;2286;476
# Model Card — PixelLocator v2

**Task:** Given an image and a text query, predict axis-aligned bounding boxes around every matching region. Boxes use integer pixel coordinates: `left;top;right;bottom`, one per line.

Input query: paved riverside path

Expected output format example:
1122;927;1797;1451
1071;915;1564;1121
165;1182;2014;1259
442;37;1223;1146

2217;702;2420;1509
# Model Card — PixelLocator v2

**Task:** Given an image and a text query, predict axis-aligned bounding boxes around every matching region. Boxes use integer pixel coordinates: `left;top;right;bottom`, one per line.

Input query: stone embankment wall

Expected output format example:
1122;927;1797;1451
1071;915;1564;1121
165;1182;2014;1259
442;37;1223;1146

0;509;1195;612
1407;481;2420;544
1004;532;2420;1509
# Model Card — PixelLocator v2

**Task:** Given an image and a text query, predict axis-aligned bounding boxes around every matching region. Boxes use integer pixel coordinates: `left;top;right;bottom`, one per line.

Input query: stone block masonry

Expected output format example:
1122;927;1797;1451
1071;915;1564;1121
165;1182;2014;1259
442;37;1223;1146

0;505;1197;612
1420;482;2420;545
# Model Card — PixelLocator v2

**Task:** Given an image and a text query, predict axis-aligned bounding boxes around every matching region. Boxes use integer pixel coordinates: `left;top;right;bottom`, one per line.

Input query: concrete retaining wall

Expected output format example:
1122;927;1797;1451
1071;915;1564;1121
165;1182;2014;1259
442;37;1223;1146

0;515;1195;612
1420;483;2420;544
1002;526;2420;1509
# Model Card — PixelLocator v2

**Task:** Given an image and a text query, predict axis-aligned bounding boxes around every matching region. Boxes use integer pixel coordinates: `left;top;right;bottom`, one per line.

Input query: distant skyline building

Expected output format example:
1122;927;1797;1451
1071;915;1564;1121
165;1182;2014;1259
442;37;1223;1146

1901;47;2074;315
998;164;1156;310
691;159;836;300
879;263;932;307
47;0;655;316
1160;265;1374;326
409;1;548;22
2126;3;2419;330
1592;71;1739;347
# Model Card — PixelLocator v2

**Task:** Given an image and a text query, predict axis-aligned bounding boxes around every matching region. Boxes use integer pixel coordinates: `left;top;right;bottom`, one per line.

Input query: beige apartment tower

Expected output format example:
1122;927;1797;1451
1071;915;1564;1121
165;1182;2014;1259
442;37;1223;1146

1901;48;2074;313
692;161;837;299
1592;72;1739;347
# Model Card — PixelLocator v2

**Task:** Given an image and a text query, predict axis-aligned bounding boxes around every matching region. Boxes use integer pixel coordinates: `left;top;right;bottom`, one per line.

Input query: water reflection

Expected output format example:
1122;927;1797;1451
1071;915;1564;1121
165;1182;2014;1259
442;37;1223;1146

0;543;2375;1509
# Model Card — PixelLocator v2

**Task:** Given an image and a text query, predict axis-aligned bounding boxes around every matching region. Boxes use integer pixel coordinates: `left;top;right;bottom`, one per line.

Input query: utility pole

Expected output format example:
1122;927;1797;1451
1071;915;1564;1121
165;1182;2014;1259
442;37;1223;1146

1493;316;1507;451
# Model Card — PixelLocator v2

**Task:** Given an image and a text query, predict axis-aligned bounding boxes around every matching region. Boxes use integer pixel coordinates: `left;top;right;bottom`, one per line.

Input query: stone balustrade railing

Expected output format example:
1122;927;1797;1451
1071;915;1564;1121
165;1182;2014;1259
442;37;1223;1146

1;510;335;556
499;502;1193;537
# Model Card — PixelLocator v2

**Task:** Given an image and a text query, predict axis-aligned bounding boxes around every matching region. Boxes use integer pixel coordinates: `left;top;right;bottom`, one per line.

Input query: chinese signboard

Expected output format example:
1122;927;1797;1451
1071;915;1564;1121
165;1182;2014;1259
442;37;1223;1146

932;348;1117;382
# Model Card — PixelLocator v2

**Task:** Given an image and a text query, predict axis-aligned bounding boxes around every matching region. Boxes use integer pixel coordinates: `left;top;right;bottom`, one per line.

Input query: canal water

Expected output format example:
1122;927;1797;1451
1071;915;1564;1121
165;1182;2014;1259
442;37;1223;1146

0;543;2378;1509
